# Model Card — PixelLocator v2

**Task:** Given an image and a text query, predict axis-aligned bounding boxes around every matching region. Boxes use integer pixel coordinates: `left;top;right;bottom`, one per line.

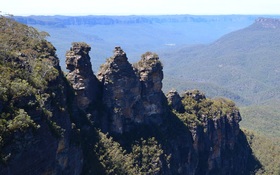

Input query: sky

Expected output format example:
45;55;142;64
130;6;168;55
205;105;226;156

1;0;280;16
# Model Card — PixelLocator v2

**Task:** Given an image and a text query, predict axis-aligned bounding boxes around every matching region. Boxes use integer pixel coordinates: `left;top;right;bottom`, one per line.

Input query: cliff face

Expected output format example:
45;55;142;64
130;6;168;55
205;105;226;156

0;74;83;175
0;16;258;174
168;90;255;175
255;17;280;29
97;47;142;133
65;42;101;110
97;47;164;134
64;44;256;174
0;16;83;174
135;52;165;123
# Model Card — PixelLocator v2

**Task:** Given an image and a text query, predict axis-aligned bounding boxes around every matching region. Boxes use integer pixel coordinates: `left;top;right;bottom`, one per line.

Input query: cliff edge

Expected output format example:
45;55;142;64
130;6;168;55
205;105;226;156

0;16;260;175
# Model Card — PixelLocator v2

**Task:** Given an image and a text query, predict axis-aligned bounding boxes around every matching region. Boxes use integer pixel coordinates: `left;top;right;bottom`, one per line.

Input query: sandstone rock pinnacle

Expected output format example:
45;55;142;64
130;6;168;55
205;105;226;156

65;42;100;110
98;46;142;134
166;89;185;113
97;48;165;134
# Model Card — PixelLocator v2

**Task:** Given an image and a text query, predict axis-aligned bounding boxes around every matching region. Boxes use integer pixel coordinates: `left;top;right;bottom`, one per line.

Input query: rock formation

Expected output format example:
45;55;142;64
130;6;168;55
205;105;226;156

0;30;259;174
255;17;280;29
169;89;254;175
63;44;255;174
0;46;83;175
166;89;185;113
135;52;164;123
66;42;100;110
97;46;142;133
96;47;165;134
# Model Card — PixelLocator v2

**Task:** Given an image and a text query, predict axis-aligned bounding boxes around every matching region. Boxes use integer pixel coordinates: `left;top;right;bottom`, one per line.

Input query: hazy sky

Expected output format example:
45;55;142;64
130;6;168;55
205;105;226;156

1;0;280;16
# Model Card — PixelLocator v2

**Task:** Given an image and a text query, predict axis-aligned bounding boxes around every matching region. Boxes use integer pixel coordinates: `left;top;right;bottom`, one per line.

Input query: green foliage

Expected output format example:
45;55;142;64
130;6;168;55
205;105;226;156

0;16;52;57
94;131;165;175
240;100;280;175
176;90;238;128
6;109;39;132
47;120;65;138
9;79;35;99
240;100;280;138
11;15;280;174
94;131;137;175
135;52;162;69
0;108;39;162
162;21;280;106
0;15;63;161
0;109;39;134
174;111;201;128
131;137;165;175
244;129;280;175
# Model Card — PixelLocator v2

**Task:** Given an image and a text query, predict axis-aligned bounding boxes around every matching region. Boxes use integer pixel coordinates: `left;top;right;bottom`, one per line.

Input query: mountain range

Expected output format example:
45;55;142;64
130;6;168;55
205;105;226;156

161;17;280;105
14;15;264;71
159;18;280;151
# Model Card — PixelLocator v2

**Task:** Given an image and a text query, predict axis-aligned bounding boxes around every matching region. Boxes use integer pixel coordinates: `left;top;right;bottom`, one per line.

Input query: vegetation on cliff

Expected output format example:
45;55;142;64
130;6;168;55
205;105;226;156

175;90;238;127
1;15;276;175
0;15;59;160
244;129;280;175
93;130;166;175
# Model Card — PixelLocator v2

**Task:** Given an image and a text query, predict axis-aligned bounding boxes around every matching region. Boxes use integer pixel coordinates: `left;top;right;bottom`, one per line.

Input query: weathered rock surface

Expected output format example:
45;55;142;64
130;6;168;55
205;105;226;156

66;42;100;110
195;108;247;175
135;52;165;123
96;48;166;134
166;89;185;113
0;55;83;175
73;45;256;174
97;46;142;133
1;40;258;175
1;15;259;175
255;17;280;29
170;89;254;175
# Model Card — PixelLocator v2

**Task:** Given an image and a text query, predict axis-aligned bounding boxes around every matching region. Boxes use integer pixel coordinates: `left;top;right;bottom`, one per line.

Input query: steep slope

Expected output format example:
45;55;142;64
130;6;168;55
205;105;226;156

162;17;280;105
240;99;280;138
65;43;259;174
160;18;280;174
0;16;83;174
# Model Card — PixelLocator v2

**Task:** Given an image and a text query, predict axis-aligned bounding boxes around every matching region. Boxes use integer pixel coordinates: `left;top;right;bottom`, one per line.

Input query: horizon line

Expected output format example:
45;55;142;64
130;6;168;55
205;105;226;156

10;13;280;17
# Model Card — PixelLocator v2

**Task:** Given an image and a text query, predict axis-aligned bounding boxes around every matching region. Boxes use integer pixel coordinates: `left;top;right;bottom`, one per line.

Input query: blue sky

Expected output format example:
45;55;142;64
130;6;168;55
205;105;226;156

1;0;280;16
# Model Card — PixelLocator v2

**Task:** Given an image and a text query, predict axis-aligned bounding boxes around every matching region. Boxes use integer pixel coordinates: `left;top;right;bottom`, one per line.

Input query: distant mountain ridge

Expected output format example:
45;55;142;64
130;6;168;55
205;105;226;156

255;17;280;28
14;15;260;26
14;15;270;71
161;17;280;105
13;15;280;105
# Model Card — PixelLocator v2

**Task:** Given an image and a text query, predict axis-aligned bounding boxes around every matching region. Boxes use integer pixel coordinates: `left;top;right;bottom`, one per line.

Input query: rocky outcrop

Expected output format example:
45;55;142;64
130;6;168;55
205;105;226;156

97;46;142;133
255;17;280;29
70;44;256;174
169;89;254;175
166;89;185;113
0;53;83;175
66;42;100;110
135;52;165;123
97;47;165;134
1;16;259;175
